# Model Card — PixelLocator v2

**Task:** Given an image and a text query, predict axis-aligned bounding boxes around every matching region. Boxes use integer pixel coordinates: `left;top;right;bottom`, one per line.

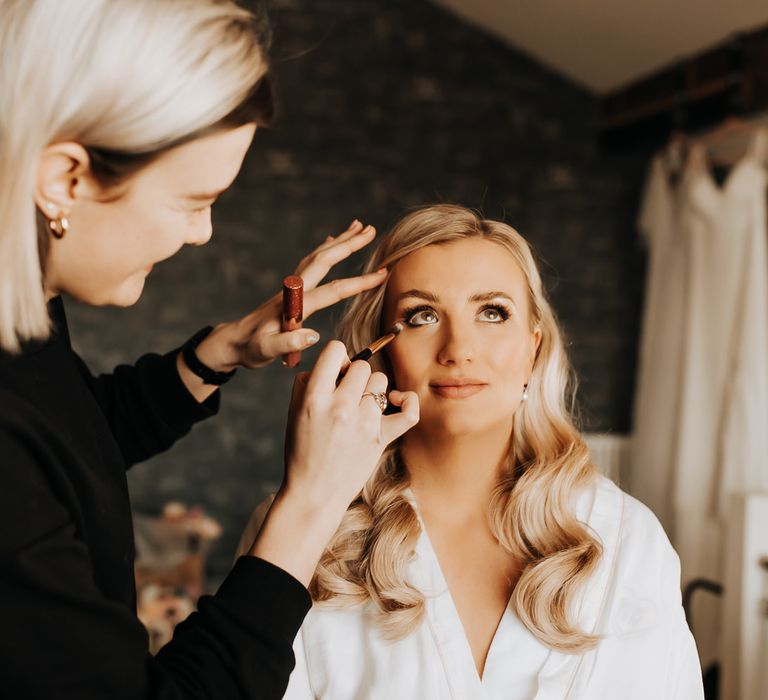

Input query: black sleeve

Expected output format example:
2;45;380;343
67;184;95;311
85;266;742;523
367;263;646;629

0;426;311;700
72;347;219;468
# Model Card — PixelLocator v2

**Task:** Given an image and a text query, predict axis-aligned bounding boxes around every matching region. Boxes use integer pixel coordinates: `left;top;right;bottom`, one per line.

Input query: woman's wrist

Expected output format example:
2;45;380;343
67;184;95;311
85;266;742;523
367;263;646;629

176;323;242;403
194;322;242;373
248;483;348;588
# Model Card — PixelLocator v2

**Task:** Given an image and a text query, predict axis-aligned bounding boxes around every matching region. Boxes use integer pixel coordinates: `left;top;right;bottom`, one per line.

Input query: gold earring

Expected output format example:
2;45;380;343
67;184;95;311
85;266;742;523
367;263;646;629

48;214;70;239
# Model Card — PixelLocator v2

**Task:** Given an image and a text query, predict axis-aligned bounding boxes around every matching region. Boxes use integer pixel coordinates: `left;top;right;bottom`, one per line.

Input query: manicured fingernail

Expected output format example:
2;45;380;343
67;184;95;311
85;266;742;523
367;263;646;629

375;267;387;274
306;334;319;345
350;219;360;227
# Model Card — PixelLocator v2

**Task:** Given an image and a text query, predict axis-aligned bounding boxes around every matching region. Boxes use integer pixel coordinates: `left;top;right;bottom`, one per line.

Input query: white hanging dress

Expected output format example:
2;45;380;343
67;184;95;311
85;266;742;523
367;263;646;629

629;147;688;534
671;130;768;671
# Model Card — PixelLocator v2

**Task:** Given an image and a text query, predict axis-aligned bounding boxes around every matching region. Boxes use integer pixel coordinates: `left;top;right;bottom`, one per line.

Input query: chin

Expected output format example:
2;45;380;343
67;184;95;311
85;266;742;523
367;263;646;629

424;412;491;437
108;276;146;307
423;403;517;438
63;277;145;307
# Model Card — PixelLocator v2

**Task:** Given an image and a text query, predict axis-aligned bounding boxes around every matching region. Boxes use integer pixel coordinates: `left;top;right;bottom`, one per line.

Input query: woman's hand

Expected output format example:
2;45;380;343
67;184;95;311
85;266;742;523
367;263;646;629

196;220;386;372
248;341;419;586
282;341;419;509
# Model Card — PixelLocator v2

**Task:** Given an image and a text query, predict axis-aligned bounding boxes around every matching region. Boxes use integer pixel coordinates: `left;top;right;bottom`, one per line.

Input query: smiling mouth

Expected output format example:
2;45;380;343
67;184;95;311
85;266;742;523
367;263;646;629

429;383;488;399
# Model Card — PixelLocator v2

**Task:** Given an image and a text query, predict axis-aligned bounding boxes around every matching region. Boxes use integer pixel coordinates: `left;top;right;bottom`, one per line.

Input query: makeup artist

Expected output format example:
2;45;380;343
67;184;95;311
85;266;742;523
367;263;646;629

0;1;418;699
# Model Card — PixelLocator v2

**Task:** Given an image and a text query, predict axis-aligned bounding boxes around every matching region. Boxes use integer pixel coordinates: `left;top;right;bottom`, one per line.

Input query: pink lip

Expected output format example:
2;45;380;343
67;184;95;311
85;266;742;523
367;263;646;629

429;378;488;399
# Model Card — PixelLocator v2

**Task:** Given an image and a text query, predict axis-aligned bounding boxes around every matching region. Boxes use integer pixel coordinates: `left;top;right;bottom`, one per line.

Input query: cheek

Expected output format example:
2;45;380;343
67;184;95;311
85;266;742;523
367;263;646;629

386;334;433;388
484;333;534;384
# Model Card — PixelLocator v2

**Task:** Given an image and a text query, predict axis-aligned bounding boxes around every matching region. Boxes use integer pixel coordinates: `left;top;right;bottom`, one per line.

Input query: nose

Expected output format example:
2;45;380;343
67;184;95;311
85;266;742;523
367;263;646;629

436;318;475;366
187;212;213;246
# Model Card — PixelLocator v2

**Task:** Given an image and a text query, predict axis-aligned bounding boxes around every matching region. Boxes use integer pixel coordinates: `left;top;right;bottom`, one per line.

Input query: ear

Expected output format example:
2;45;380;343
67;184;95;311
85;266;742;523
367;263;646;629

34;142;102;216
529;327;542;369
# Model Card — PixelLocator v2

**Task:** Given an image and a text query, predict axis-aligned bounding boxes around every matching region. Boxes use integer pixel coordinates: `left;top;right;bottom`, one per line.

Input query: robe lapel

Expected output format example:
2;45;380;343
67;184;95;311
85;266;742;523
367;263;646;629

405;492;491;700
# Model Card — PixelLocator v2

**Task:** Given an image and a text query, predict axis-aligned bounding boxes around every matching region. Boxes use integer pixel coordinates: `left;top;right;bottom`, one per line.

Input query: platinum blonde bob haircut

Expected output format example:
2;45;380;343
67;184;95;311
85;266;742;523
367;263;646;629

312;204;603;653
0;0;272;352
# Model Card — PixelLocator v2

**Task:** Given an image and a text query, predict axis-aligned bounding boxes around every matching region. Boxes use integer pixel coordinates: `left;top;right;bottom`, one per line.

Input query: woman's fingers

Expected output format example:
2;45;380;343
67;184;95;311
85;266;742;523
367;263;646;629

296;225;377;290
358;371;389;418
254;328;320;366
282;348;415;526
314;220;364;252
381;390;420;443
303;340;350;399
303;269;387;317
334;359;372;403
287;371;311;422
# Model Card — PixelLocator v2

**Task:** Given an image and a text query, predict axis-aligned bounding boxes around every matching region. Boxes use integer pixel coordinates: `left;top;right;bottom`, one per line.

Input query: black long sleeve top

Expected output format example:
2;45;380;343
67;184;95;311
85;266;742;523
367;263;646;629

0;297;311;699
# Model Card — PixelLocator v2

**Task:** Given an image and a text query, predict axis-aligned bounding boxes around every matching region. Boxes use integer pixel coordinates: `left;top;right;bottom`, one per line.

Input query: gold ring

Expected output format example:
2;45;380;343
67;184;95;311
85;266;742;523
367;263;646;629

362;391;388;412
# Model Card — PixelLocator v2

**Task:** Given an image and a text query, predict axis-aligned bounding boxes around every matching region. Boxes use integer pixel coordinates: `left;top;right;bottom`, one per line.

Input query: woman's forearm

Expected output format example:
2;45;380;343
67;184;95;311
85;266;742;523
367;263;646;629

248;486;347;587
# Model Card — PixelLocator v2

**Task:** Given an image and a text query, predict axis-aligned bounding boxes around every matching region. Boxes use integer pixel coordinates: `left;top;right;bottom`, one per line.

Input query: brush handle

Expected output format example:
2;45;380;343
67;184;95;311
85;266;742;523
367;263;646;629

349;347;373;363
335;348;373;386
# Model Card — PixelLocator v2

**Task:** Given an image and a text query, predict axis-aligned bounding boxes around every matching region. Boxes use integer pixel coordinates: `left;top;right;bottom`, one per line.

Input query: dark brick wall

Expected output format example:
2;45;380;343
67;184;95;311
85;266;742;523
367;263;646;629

66;0;650;580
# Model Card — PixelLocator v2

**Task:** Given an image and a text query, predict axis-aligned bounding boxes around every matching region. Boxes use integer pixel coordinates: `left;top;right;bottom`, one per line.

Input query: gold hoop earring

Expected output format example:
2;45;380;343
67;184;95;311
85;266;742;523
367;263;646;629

48;215;70;239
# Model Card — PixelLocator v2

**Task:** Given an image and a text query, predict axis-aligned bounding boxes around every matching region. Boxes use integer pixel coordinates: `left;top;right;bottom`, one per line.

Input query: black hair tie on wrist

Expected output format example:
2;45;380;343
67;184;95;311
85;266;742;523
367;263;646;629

181;326;238;386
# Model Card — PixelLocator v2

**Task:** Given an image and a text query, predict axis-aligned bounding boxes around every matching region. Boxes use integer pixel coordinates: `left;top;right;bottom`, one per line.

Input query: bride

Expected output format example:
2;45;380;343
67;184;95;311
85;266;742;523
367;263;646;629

240;204;703;699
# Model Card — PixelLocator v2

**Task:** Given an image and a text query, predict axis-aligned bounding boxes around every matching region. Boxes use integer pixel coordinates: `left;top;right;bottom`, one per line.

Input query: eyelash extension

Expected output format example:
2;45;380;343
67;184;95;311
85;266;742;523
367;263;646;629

480;303;511;321
401;304;435;325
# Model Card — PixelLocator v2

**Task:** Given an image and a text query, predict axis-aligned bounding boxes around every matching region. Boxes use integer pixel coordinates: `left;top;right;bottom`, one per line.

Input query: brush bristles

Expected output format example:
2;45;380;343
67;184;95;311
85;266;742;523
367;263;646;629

368;323;404;355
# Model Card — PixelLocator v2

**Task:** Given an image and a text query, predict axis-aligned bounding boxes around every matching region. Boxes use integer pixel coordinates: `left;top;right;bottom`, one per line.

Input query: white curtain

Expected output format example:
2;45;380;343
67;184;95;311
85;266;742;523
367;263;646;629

629;129;768;672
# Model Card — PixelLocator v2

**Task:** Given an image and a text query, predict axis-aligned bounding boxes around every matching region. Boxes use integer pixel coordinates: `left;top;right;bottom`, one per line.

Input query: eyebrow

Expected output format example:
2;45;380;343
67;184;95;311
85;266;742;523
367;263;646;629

185;189;226;202
396;289;517;306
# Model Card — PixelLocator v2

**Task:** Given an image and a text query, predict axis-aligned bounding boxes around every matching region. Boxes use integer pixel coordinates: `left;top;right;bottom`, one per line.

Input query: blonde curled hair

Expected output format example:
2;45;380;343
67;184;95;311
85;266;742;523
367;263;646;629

311;204;602;653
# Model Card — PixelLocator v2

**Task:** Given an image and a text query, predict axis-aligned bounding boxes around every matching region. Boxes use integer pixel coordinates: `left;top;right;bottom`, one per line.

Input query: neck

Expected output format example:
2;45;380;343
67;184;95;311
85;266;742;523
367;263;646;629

43;275;58;301
402;421;513;519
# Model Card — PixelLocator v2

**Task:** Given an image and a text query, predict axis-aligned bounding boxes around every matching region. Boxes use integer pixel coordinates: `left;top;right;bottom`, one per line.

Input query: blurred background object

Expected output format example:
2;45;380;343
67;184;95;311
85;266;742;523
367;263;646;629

134;503;222;652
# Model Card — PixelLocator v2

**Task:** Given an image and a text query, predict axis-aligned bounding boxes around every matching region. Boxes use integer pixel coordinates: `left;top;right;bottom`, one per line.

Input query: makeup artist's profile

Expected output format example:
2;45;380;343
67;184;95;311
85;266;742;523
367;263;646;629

0;1;418;698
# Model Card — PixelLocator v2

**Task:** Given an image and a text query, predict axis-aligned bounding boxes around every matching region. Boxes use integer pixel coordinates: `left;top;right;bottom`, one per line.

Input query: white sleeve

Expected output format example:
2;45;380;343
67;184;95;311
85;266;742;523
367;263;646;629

665;606;704;700
659;534;704;699
282;627;315;700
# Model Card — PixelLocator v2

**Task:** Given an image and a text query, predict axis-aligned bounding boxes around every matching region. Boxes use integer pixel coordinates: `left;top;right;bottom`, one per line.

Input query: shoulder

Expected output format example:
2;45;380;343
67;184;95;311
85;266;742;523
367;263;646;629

582;475;672;550
585;476;681;603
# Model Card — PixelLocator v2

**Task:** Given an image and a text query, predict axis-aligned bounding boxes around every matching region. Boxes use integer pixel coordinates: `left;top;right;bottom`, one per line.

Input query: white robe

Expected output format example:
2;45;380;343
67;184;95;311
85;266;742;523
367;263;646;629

281;477;703;699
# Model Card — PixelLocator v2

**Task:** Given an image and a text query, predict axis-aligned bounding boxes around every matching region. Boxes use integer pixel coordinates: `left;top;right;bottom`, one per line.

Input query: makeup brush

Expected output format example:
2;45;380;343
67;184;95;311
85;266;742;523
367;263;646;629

336;322;404;384
350;322;404;362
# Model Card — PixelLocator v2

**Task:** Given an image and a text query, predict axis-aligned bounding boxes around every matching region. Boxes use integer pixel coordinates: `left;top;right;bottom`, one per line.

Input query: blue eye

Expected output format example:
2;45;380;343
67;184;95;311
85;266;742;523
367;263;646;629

403;305;437;327
478;304;510;323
